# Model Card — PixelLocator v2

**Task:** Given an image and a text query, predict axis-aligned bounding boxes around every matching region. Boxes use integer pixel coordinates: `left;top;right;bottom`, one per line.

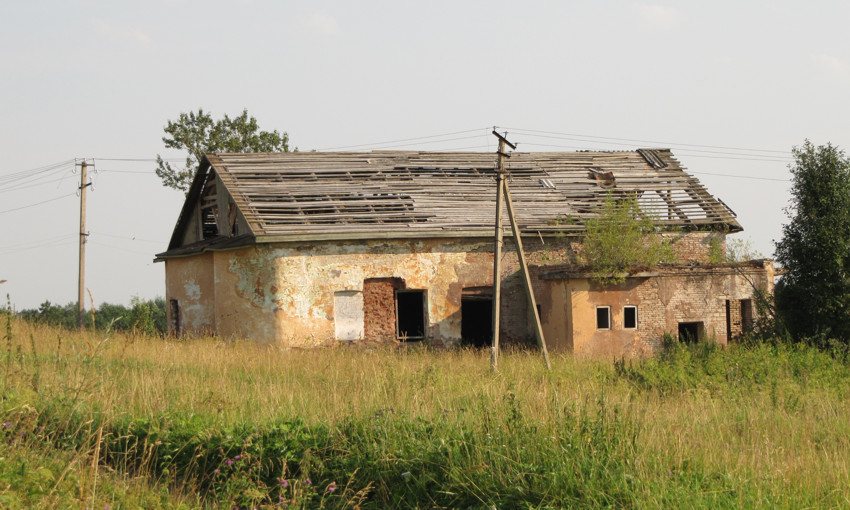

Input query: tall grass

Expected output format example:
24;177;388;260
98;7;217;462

2;317;850;508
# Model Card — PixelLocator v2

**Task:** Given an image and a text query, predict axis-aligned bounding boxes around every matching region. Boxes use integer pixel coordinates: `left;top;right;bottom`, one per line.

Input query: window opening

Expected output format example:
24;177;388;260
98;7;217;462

623;306;637;329
596;306;611;330
200;173;219;238
678;322;703;343
396;290;426;341
461;296;492;348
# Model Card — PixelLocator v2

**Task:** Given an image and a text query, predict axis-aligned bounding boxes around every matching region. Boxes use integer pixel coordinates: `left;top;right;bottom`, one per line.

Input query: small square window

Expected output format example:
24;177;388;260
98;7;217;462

596;306;611;330
624;306;637;329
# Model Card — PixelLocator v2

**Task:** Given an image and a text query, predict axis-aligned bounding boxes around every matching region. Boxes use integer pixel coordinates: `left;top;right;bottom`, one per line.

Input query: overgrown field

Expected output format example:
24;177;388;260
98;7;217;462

2;317;849;508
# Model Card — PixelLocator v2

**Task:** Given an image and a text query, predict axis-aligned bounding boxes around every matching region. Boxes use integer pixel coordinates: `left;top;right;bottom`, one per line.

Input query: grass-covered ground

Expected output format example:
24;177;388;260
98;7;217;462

1;316;849;508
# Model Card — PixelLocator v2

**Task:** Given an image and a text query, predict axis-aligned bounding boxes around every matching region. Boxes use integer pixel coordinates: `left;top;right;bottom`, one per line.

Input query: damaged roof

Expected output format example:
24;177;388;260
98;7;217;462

158;149;741;258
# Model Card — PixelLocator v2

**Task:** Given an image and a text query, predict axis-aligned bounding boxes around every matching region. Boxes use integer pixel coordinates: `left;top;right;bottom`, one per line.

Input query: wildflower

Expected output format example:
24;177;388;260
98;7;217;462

2;421;11;430
233;454;242;461
225;458;234;466
213;468;220;475
326;482;337;493
305;478;312;485
278;478;289;488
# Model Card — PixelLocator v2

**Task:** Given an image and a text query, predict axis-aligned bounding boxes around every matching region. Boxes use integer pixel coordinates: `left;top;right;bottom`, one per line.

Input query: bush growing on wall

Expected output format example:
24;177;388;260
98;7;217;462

582;194;674;285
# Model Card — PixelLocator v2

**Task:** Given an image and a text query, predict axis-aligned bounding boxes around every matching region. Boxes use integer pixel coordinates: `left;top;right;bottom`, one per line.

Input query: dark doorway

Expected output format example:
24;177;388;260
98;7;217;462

169;299;180;334
678;322;703;343
741;299;754;332
461;297;493;348
396;290;426;341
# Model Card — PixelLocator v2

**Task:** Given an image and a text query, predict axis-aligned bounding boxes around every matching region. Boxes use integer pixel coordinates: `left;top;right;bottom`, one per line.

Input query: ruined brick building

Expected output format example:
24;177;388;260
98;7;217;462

155;150;774;356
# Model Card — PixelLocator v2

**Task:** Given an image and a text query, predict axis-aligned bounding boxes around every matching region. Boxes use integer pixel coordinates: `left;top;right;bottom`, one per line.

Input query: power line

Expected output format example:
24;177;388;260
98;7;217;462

690;171;790;182
503;127;791;155
0;234;78;255
0;159;76;181
96;169;156;174
315;127;490;151
516;140;791;162
90;231;164;244
357;134;489;151
88;240;158;257
94;157;185;162
0;193;76;215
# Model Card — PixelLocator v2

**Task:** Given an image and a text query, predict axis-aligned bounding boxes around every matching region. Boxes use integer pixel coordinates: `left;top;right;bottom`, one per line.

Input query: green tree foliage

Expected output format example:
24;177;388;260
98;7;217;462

18;297;167;335
155;109;291;192
775;141;850;344
582;195;674;285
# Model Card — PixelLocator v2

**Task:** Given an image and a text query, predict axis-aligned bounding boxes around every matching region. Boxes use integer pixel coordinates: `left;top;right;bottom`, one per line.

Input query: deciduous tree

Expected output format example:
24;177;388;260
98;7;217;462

774;140;850;344
155;109;290;192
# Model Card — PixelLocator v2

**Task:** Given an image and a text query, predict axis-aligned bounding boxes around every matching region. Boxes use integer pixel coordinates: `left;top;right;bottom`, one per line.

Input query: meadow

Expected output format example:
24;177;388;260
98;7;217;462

1;315;849;508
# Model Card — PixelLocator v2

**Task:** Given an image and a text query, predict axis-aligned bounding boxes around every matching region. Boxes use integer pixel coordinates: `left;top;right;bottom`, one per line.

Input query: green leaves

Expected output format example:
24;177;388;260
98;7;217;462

775;141;850;343
582;194;673;285
155;108;291;193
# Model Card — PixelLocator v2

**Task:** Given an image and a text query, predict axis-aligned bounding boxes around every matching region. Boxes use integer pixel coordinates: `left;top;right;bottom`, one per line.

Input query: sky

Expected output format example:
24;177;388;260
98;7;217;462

1;1;848;310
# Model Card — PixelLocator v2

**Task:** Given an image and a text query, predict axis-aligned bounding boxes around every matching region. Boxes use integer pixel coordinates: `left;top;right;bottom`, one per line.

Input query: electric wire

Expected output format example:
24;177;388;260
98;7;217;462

0;169;79;194
502;127;791;155
0;159;75;181
0;235;78;256
0;193;76;215
689;171;789;182
90;231;165;244
94;157;185;162
88;240;158;257
516;141;791;163
315;127;491;151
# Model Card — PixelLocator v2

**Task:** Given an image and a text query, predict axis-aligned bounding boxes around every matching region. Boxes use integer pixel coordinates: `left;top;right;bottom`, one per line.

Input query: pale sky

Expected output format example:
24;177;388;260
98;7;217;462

2;1;848;310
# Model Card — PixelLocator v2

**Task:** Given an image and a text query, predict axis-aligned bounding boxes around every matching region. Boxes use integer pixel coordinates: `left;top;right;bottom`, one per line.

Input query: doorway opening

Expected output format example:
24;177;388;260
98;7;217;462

461;296;493;348
396;290;426;341
678;321;704;343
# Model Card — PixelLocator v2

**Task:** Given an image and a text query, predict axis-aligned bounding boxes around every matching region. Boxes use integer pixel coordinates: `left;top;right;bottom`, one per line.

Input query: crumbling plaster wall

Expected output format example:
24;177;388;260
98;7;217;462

538;262;774;358
186;237;576;346
164;254;216;334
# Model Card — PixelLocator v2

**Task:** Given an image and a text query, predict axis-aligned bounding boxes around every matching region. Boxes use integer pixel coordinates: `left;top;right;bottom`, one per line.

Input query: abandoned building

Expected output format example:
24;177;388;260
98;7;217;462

155;149;774;356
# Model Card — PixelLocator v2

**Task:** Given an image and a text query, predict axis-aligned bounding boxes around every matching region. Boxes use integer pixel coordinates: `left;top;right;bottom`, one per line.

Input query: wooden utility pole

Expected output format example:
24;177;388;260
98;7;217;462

77;160;90;329
490;132;512;371
490;131;551;371
502;177;551;370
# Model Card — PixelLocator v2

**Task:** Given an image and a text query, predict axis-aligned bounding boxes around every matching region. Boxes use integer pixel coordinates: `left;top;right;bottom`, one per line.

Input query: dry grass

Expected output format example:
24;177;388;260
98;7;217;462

4;318;850;507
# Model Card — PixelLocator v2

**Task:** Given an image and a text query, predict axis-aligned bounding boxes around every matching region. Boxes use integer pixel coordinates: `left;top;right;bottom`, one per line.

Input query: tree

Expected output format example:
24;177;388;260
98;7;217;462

582;194;674;285
774;140;850;344
155;109;291;192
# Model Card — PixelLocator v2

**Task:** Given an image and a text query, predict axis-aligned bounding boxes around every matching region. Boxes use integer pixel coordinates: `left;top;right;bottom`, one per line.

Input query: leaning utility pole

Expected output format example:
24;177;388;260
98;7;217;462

490;131;551;371
77;160;91;329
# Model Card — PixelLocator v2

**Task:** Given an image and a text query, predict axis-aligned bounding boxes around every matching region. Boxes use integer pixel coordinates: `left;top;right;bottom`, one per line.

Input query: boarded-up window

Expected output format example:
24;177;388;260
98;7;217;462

334;291;364;341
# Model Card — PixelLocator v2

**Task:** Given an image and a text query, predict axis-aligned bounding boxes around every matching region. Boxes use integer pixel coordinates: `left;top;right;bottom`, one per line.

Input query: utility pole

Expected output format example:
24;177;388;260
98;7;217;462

490;130;551;371
490;131;511;371
77;160;91;329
